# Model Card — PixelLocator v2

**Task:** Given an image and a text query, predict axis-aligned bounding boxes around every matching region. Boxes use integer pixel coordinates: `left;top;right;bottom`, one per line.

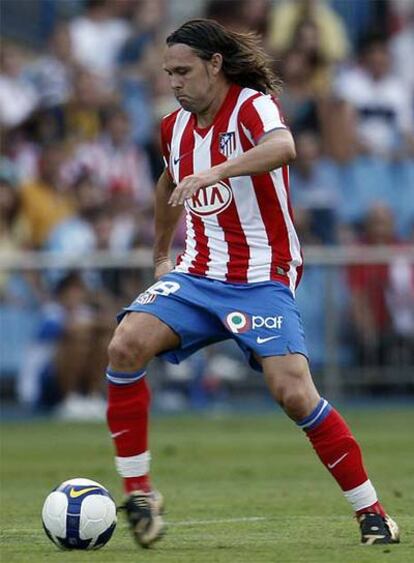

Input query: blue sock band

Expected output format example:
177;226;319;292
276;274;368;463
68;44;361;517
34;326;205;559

297;398;332;431
106;367;146;386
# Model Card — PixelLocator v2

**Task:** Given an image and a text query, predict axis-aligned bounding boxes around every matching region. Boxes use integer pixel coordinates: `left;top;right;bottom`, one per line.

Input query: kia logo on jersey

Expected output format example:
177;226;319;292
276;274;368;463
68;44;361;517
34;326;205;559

186;181;233;216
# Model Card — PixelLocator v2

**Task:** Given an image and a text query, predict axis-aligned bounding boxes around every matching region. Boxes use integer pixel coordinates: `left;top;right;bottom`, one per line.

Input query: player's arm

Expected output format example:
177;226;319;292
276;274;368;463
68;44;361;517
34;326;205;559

153;169;183;279
169;129;295;206
217;128;295;177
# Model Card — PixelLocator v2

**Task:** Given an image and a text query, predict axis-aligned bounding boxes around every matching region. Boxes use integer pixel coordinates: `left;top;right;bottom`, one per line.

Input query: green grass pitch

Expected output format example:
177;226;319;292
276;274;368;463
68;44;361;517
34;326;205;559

1;408;413;562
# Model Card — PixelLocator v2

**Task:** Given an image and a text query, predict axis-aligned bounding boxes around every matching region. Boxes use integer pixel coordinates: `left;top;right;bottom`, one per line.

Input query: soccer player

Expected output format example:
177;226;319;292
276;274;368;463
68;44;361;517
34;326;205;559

106;19;400;548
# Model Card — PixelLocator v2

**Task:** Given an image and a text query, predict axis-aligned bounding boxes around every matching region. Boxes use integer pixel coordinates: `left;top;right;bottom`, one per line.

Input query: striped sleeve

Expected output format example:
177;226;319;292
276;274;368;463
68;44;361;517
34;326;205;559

160;111;178;177
239;94;286;144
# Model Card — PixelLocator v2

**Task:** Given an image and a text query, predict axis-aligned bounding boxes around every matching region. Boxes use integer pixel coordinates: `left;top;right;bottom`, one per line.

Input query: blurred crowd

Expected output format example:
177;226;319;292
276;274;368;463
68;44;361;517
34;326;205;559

1;0;413;415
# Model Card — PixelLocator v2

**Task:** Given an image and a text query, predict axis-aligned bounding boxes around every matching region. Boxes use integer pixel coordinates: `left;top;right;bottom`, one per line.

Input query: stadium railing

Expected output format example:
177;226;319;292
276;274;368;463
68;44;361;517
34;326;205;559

0;245;413;403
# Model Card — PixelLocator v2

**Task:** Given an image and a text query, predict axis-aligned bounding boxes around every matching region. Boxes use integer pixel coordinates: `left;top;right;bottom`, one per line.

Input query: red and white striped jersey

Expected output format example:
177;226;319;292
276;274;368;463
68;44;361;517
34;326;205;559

160;84;303;291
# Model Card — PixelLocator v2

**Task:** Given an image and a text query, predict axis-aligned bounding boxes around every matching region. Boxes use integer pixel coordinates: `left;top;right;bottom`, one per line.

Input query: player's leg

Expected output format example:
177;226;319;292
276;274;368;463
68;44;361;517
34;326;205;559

107;312;179;491
262;354;400;544
106;272;230;548
106;311;179;547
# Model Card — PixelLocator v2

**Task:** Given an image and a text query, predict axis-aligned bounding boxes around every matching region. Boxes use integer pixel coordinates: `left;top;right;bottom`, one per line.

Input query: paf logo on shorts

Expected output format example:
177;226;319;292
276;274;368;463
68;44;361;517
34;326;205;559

252;315;283;329
225;312;284;333
186;181;233;217
225;311;251;333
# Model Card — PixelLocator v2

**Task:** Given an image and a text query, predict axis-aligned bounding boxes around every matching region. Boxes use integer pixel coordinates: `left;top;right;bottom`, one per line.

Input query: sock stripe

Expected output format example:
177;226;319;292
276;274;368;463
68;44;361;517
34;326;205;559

297;398;332;430
107;374;145;385
115;451;151;478
106;368;146;385
343;479;378;512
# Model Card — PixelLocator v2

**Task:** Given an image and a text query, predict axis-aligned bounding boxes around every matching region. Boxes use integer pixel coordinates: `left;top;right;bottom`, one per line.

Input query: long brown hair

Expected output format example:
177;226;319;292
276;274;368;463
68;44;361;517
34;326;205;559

166;18;281;95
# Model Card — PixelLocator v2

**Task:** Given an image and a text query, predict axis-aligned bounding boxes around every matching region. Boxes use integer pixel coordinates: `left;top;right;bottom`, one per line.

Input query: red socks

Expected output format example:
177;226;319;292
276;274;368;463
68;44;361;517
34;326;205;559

305;407;368;491
107;376;151;494
107;382;387;515
298;399;385;516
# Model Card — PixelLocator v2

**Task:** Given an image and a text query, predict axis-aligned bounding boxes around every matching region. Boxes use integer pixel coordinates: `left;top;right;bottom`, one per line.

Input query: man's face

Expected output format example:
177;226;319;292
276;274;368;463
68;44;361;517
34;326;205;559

163;43;218;113
364;44;390;79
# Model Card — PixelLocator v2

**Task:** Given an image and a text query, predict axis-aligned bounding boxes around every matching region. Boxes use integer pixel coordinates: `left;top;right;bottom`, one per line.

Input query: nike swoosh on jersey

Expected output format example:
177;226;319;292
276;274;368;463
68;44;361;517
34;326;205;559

327;452;349;469
256;335;282;344
69;486;100;498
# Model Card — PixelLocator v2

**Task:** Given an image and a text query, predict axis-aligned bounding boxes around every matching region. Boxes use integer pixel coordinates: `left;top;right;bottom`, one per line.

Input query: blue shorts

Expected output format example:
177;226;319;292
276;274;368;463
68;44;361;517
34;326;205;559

118;273;308;372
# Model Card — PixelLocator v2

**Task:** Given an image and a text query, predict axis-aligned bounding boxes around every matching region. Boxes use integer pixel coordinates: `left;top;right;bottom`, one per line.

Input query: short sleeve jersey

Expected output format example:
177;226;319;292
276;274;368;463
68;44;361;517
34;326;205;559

160;84;302;291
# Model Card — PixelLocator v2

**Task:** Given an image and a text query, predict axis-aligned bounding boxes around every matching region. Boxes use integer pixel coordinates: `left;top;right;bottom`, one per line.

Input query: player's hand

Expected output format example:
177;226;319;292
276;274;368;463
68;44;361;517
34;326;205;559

168;167;223;207
154;257;174;280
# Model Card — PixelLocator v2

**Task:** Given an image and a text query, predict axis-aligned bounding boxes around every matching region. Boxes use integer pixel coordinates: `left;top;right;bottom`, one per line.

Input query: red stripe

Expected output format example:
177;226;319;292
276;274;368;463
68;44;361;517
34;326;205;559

211;91;250;282
238;93;262;143
176;117;210;275
282;164;296;226
238;124;292;286
160;109;180;174
282;164;289;190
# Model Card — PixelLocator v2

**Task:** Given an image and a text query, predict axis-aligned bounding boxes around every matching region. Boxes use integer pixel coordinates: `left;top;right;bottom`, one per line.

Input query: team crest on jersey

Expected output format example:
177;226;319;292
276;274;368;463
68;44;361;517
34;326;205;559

219;132;236;157
186;181;233;216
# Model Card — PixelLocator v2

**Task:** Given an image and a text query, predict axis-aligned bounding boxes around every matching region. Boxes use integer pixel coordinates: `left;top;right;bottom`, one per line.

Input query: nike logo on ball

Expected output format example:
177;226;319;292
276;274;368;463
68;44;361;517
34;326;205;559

327;452;349;469
256;335;281;344
69;487;99;498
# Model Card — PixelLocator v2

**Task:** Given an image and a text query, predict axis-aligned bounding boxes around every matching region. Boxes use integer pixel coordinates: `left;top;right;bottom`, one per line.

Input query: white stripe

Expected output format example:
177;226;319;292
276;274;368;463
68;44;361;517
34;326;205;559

170;110;192;183
115;451;151;478
252;95;285;133
299;399;328;429
170;516;267;527
202;220;228;281
5;516;354;534
106;374;143;385
169;515;351;527
171;110;194;274
343;479;378;512
271;168;302;293
176;211;196;273
193;129;229;280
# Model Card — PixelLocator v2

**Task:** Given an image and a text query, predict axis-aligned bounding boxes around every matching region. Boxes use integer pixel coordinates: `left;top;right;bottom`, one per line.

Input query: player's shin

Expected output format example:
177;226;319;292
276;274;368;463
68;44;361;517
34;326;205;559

297;398;385;516
106;368;151;494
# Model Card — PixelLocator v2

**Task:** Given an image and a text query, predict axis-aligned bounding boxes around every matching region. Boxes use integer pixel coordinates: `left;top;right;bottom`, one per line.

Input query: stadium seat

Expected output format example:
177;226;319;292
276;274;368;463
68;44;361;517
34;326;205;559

296;266;354;369
0;305;41;377
389;160;414;238
337;157;394;224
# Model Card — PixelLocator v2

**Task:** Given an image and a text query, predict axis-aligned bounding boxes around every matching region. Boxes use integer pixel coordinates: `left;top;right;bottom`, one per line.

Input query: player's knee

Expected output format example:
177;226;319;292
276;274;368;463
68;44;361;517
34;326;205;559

279;387;312;420
267;367;315;420
107;330;146;370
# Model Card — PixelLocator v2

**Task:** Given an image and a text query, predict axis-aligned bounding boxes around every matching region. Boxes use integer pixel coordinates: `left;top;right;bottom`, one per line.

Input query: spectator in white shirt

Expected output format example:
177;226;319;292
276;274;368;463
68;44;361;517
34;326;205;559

25;23;75;109
69;0;131;81
0;42;38;129
334;34;414;158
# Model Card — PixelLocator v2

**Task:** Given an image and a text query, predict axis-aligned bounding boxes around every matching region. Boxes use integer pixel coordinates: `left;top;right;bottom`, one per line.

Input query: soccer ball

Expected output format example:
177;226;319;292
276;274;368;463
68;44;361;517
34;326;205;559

42;478;117;550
